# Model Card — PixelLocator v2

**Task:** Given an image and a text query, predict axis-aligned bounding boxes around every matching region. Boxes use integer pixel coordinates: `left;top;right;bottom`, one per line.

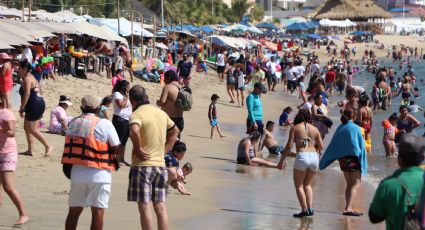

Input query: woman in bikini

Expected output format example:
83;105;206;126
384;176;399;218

278;110;323;218
18;61;53;157
358;95;373;142
382;113;398;157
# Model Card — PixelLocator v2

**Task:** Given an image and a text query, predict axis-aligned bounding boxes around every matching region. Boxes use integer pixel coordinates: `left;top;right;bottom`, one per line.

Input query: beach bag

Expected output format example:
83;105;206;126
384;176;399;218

175;86;193;111
397;177;422;230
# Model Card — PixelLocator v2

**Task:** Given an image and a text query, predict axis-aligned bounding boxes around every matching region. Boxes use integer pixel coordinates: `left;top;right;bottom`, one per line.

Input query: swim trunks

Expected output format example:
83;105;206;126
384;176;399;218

268;145;284;155
338;156;361;172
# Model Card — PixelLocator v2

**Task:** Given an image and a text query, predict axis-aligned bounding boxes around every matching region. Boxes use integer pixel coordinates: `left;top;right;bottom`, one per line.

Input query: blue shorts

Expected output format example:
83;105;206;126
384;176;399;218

210;119;218;127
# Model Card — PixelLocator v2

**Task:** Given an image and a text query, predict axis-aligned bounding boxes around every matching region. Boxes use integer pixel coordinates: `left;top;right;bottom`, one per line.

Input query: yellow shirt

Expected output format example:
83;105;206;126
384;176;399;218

129;104;175;167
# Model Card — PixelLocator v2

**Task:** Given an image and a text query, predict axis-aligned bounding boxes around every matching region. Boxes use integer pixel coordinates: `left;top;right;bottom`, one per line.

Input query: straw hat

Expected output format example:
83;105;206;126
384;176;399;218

0;53;11;60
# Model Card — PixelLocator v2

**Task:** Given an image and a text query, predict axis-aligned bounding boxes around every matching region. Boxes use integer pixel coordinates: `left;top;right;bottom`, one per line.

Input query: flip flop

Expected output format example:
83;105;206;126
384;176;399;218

18;151;33;157
342;211;363;216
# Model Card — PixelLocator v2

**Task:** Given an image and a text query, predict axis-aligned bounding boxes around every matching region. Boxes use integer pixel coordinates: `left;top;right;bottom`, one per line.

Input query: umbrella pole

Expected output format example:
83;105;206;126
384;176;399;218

131;12;134;82
153;15;157;59
141;14;144;61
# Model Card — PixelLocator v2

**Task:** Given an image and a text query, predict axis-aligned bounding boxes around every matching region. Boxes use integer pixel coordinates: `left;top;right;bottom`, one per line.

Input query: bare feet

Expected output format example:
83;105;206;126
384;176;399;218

229;100;235;103
210;136;215;139
44;146;54;157
15;215;29;225
18;151;33;157
220;135;226;138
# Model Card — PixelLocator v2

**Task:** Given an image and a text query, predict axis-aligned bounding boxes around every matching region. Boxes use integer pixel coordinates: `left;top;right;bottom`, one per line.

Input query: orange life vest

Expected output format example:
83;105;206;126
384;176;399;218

61;115;117;171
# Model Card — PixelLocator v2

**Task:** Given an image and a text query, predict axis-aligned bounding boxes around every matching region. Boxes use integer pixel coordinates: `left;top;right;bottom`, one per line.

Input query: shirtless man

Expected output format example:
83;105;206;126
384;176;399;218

157;70;184;137
358;95;373;142
261;121;284;155
397;78;415;102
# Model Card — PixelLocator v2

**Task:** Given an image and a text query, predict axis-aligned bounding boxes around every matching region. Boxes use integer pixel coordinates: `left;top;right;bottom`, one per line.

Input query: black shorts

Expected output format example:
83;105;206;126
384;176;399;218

246;119;264;134
287;80;297;90
267;73;277;84
112;115;130;146
171;117;184;133
217;65;225;74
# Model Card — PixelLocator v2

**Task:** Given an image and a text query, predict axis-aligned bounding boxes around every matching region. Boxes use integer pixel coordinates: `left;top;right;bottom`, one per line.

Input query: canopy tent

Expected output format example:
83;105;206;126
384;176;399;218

200;26;215;33
69;21;128;44
350;31;373;36
0;40;13;49
319;19;356;27
256;22;280;31
389;8;409;13
209;35;259;49
0;21;56;40
286;22;313;31
223;23;263;34
87;18;154;37
307;33;322;39
0;29;32;47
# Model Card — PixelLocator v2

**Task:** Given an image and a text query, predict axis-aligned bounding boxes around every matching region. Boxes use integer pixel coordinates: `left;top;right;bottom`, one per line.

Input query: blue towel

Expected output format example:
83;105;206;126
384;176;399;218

319;121;368;175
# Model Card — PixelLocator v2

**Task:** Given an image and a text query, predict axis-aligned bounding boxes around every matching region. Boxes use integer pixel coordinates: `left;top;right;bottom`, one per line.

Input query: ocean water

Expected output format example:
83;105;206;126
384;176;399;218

344;58;425;188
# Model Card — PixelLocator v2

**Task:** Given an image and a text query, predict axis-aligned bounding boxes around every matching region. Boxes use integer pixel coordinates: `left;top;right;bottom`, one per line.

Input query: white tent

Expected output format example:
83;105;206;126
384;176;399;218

88;18;154;37
70;21;128;44
0;21;56;39
319;19;356;28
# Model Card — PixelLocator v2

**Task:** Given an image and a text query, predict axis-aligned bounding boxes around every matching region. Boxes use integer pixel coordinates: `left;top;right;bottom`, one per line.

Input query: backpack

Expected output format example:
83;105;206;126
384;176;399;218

397;177;422;230
175;85;193;111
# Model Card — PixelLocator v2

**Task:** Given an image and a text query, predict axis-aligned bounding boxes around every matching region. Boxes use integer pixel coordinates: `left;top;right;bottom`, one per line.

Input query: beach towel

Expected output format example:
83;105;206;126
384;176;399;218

319;120;368;175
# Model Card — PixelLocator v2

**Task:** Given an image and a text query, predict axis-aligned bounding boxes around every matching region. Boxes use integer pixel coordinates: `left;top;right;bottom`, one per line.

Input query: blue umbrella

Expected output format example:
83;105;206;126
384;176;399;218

256;22;279;31
307;33;322;39
200;26;214;33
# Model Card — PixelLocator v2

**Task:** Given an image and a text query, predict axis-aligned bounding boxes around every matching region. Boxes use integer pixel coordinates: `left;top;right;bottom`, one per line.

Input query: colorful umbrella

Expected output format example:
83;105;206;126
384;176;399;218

146;58;164;72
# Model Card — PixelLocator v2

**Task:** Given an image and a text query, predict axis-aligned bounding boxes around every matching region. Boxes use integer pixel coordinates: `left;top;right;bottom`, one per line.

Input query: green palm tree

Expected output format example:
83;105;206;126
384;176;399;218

231;0;253;21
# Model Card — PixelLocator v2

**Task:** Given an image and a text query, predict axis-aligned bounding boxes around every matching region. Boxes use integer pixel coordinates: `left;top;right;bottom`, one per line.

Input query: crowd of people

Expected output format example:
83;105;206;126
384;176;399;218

0;30;425;230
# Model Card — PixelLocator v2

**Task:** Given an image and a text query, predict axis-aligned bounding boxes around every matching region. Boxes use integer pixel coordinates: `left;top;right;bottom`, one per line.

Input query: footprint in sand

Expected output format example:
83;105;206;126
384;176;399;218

53;190;69;195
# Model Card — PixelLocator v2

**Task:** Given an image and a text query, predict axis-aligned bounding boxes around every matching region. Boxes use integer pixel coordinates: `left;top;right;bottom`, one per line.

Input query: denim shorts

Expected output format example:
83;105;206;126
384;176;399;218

294;152;319;171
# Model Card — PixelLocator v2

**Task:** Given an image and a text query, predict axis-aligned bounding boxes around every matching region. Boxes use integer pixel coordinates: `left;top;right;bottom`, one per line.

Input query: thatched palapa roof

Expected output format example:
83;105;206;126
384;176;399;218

307;0;391;20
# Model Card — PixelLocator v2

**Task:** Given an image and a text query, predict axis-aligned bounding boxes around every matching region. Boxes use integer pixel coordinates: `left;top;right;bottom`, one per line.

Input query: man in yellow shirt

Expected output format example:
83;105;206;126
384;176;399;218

127;85;179;230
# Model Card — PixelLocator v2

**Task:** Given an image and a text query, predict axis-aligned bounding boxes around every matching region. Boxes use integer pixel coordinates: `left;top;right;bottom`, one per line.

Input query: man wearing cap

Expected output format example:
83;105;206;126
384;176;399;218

48;95;72;134
127;85;179;230
369;134;425;229
246;83;264;135
63;95;120;230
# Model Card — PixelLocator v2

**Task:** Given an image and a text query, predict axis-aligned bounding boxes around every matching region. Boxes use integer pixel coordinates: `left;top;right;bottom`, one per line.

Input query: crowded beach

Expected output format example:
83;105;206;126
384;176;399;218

1;0;425;229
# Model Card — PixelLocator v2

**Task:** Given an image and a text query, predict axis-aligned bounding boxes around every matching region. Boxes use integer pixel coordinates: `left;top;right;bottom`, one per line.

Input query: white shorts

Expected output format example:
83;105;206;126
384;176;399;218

294;152;319;171
69;182;111;208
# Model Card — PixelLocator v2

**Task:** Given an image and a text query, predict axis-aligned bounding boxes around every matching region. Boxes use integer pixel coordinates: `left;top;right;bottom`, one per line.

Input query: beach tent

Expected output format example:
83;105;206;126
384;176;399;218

69;21;128;44
88;18;154;37
319;19;356;27
286;22;310;31
200;26;215;33
256;22;280;31
0;30;32;46
389;8;409;13
0;21;56;40
307;33;322;39
209;35;237;48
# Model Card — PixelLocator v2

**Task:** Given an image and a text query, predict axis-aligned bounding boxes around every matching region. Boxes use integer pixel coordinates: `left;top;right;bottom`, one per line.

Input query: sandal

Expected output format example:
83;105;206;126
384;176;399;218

342;211;363;216
293;211;309;218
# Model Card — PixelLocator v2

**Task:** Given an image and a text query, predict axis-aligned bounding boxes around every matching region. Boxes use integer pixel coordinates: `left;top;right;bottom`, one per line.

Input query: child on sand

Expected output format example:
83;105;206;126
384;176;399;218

0;99;29;225
237;131;283;169
261;121;284;155
382;113;399;157
165;141;191;195
279;107;293;127
208;94;225;139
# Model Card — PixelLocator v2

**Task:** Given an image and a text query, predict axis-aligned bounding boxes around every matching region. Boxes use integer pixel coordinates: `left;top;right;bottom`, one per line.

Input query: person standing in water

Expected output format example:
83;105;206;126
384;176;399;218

319;109;368;217
279;110;323;217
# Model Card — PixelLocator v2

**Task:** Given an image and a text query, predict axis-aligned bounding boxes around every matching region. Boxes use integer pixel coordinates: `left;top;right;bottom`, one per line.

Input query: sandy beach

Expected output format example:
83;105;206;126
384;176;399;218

1;34;422;229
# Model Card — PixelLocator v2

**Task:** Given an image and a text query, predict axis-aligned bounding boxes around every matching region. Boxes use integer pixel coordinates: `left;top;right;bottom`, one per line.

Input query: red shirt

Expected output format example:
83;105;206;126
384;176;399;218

325;71;336;83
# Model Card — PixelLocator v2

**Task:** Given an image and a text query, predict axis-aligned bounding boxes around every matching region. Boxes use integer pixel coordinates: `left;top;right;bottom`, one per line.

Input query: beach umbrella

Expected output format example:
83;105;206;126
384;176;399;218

256;22;279;31
146;58;164;72
155;42;168;50
200;26;215;33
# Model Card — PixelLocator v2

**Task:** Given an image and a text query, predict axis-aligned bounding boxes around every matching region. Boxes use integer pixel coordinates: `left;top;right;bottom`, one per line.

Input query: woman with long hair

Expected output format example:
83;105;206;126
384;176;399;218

112;80;132;166
18;60;52;157
278;110;323;217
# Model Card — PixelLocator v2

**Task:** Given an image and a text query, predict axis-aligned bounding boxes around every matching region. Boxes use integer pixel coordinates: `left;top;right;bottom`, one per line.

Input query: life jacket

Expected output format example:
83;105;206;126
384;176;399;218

61;115;117;171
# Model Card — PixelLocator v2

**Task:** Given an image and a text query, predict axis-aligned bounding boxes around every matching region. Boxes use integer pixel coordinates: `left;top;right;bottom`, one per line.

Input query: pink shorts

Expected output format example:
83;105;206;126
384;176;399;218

0;154;17;171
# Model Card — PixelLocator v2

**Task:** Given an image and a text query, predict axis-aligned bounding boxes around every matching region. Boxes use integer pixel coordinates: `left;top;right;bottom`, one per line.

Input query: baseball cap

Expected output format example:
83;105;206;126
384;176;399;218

81;95;100;109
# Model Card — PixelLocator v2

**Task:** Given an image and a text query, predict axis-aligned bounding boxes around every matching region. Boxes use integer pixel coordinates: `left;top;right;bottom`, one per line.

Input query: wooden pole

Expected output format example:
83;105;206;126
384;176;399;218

153;15;157;59
28;0;31;21
141;14;144;60
117;0;121;35
21;0;25;21
131;12;134;82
